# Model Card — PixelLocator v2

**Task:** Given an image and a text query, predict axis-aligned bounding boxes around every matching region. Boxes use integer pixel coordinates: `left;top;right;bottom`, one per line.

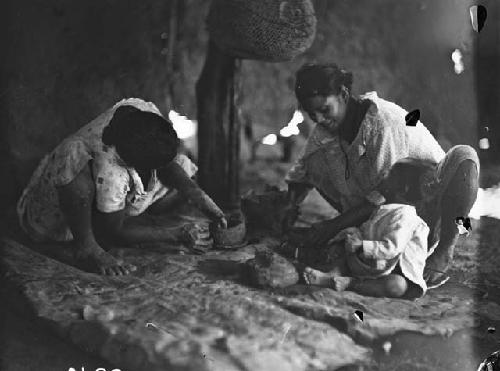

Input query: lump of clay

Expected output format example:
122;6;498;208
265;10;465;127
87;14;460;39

245;246;299;289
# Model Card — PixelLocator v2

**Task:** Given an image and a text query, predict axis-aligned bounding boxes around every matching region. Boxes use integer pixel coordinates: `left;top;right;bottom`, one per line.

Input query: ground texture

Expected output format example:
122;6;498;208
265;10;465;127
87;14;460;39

2;161;500;371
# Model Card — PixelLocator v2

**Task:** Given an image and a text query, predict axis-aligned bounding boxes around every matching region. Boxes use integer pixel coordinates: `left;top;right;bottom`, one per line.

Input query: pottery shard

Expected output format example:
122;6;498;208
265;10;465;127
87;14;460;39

245;247;299;289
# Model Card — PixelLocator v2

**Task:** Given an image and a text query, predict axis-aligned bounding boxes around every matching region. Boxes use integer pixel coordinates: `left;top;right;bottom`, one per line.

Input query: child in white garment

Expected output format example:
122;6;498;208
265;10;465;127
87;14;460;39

303;158;438;298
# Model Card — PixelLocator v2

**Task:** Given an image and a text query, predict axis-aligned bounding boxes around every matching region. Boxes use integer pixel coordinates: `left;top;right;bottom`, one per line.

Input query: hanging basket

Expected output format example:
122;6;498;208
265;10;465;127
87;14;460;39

207;0;317;62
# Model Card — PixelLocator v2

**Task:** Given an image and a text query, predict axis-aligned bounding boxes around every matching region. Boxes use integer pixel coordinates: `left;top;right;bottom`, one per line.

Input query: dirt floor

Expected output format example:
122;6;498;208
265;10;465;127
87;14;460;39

242;160;500;370
1;160;500;371
0;305;115;371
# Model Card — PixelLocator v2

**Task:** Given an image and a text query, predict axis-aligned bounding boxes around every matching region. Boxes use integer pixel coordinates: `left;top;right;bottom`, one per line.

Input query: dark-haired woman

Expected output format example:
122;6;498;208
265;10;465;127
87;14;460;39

17;98;227;276
285;64;479;286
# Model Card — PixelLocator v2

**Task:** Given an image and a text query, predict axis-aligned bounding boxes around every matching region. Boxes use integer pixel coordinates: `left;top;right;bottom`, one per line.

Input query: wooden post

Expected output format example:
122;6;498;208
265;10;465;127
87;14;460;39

227;60;242;211
196;41;240;212
164;0;178;109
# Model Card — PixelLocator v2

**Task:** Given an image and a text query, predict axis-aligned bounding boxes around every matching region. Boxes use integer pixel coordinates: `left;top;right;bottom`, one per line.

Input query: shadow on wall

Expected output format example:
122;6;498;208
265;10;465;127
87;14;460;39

476;0;500;162
240;0;479;150
2;0;209;203
2;0;494;212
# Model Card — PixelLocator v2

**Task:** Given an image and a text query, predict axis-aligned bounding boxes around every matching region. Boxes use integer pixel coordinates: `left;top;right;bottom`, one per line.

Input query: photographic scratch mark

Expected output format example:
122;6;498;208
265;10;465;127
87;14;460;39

479;137;490;150
201;353;215;362
280;322;292;344
405;109;420;126
382;341;392;354
455;216;472;235
451;49;464;74
146;322;175;336
353;310;363;323
477;350;500;371
470;5;487;33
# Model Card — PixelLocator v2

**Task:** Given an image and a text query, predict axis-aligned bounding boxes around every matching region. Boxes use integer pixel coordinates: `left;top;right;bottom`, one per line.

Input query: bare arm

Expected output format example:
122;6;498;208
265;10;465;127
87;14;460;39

281;182;313;232
147;191;186;215
93;163;215;246
157;162;227;226
287;182;312;206
306;201;376;248
94;208;187;245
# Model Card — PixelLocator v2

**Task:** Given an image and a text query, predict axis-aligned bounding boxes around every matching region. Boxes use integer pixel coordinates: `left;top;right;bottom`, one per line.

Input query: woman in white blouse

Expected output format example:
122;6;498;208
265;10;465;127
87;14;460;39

285;63;479;287
303;158;438;298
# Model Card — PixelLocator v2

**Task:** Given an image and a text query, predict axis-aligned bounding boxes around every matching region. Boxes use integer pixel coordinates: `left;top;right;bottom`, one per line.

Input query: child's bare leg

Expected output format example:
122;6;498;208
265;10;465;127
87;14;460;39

303;258;349;286
336;274;409;298
303;267;336;286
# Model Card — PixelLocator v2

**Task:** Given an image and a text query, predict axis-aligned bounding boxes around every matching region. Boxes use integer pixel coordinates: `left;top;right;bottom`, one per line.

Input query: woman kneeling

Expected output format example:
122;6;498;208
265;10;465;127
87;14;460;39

17;99;227;276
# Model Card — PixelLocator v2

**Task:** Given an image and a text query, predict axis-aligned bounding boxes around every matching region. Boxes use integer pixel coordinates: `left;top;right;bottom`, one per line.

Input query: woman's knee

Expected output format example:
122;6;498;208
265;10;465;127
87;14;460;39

443;159;479;207
440;145;479;203
384;274;408;297
447;145;479;164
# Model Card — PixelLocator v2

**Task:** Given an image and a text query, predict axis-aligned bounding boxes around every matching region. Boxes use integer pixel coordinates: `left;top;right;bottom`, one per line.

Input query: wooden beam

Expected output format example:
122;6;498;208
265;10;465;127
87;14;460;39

196;41;239;211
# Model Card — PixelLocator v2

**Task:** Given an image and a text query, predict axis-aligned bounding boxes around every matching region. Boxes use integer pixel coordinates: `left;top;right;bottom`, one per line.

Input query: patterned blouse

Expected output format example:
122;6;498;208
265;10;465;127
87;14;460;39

17;98;197;242
286;92;446;212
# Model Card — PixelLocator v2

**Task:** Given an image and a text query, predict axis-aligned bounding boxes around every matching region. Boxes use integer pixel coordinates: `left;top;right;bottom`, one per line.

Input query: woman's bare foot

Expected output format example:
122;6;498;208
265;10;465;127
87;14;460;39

332;276;354;292
423;249;452;287
75;243;136;276
303;267;336;287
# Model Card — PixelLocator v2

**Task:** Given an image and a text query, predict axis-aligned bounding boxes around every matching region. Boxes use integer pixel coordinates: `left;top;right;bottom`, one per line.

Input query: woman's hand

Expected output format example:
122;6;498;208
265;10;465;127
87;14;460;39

157;162;227;228
181;223;213;248
208;204;228;229
345;233;362;254
213;211;228;229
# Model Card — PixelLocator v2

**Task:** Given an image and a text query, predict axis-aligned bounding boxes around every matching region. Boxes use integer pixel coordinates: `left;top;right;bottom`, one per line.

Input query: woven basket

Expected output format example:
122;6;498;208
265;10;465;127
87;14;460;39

207;0;317;62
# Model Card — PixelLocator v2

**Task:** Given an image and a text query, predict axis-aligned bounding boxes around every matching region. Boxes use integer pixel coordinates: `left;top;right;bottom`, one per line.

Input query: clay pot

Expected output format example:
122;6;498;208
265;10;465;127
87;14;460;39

211;214;247;249
245;247;299;289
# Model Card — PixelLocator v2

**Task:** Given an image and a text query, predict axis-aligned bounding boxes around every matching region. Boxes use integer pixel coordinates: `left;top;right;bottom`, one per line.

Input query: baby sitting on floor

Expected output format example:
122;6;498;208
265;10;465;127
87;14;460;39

303;158;439;298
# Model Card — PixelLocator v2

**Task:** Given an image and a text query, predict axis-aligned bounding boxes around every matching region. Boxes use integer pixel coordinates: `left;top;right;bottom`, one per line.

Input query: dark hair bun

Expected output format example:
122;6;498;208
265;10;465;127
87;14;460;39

114;105;139;118
102;122;117;146
388;158;436;203
295;63;354;103
102;104;180;168
102;105;140;146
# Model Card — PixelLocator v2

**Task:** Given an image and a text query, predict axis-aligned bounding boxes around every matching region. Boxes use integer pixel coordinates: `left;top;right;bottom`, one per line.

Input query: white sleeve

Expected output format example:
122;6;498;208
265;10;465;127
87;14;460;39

174;154;198;179
362;207;420;260
406;122;445;163
366;122;409;195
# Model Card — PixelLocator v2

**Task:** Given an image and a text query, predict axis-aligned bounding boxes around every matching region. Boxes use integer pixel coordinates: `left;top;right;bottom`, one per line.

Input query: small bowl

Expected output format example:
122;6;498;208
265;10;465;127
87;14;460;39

211;215;247;249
